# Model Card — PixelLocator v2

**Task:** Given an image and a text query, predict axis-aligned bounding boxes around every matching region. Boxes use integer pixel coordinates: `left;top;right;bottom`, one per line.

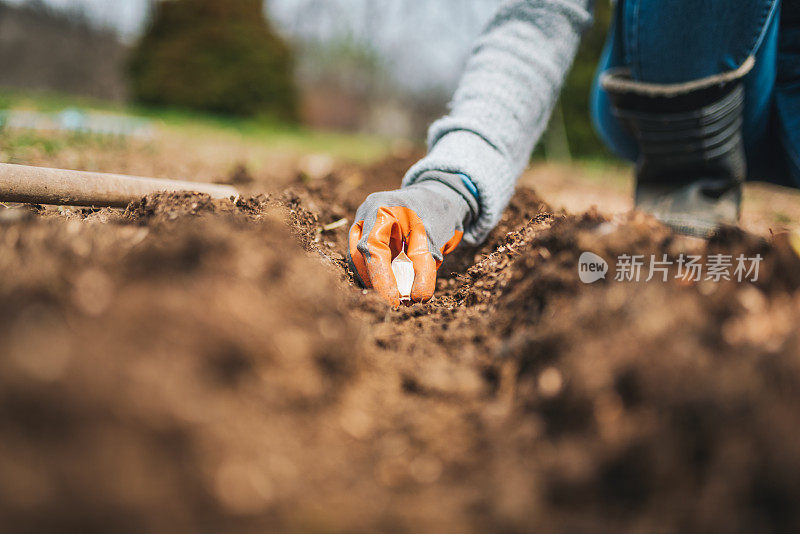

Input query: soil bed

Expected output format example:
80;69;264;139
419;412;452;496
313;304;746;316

1;157;800;533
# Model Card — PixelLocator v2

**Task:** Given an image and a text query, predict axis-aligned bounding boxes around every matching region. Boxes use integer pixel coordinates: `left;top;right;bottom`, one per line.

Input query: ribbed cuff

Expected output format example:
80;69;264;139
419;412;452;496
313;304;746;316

402;130;517;246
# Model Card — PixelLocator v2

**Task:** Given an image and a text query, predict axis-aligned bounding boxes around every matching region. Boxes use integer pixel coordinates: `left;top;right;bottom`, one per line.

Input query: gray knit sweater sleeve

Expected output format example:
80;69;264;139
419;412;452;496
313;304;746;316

402;0;593;245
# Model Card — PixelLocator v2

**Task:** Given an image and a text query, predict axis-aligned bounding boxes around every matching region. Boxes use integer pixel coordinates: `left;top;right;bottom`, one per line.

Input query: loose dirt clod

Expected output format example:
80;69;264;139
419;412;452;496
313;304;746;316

1;156;800;533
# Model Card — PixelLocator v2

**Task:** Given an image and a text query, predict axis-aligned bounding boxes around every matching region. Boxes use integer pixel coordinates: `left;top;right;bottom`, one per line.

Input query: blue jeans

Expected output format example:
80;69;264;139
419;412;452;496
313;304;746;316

591;0;800;188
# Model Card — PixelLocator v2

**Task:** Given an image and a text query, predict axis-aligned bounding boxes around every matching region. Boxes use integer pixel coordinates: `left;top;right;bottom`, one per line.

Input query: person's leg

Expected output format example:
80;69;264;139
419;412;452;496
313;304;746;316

774;2;800;187
592;0;780;169
589;0;781;235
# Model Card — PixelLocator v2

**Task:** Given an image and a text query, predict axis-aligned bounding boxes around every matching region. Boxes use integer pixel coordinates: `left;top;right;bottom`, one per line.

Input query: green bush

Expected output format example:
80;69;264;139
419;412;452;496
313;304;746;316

559;0;614;158
128;0;298;120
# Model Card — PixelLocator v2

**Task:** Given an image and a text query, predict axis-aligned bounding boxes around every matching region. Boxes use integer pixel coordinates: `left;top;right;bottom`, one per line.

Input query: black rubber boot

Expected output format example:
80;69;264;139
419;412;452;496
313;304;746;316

601;64;750;237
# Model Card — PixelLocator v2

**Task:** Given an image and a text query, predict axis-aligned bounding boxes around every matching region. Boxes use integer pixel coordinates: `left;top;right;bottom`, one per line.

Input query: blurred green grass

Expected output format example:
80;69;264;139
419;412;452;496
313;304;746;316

0;88;394;164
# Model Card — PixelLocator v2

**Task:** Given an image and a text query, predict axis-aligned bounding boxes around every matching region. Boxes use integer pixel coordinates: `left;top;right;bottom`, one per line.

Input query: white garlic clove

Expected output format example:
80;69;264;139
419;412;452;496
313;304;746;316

391;251;415;300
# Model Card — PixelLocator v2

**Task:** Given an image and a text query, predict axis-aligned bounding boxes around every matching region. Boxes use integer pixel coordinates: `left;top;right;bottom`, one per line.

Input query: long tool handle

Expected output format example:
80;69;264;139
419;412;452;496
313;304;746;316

0;163;239;208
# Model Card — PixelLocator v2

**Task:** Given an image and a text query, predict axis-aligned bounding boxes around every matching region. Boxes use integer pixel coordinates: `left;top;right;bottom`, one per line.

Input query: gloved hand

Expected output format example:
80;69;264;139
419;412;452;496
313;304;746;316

348;171;479;306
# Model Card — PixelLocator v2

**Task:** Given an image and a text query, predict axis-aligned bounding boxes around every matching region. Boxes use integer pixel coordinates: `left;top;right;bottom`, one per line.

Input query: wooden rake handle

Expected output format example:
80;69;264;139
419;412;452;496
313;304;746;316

0;163;239;208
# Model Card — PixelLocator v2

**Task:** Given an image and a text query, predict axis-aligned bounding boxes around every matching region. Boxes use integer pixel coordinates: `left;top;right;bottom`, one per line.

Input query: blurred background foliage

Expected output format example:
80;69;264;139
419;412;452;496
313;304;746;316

0;0;615;159
557;0;613;158
128;0;298;120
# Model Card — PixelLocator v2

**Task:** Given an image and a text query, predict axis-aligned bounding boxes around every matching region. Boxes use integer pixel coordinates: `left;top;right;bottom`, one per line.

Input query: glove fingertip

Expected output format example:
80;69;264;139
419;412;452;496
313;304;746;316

410;288;434;303
410;268;437;303
347;251;369;288
348;220;372;288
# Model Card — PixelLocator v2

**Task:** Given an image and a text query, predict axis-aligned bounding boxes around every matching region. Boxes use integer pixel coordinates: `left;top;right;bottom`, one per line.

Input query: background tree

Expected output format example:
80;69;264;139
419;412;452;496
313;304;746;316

129;0;298;120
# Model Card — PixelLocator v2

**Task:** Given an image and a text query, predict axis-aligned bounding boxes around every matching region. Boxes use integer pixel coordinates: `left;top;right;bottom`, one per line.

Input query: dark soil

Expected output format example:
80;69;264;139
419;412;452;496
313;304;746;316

2;156;800;533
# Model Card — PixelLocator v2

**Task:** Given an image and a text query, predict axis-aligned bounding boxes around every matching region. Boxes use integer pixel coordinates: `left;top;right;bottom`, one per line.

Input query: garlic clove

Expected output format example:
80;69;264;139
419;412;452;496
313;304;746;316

391;251;415;301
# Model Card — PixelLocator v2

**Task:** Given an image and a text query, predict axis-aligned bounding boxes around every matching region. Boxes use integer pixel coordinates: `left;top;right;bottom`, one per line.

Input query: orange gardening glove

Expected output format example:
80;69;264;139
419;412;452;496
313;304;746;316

348;171;479;307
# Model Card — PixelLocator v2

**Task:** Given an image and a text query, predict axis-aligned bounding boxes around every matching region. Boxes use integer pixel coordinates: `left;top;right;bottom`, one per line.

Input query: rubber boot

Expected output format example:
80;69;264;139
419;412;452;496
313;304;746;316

601;63;751;237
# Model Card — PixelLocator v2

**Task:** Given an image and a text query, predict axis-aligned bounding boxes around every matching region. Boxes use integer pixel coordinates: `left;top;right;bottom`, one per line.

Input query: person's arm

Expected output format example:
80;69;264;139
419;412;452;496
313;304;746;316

349;0;593;306
404;0;593;245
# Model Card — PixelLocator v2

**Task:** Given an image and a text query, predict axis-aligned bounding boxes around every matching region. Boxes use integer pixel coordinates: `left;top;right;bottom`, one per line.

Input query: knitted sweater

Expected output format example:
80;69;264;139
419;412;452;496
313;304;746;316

402;0;594;245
